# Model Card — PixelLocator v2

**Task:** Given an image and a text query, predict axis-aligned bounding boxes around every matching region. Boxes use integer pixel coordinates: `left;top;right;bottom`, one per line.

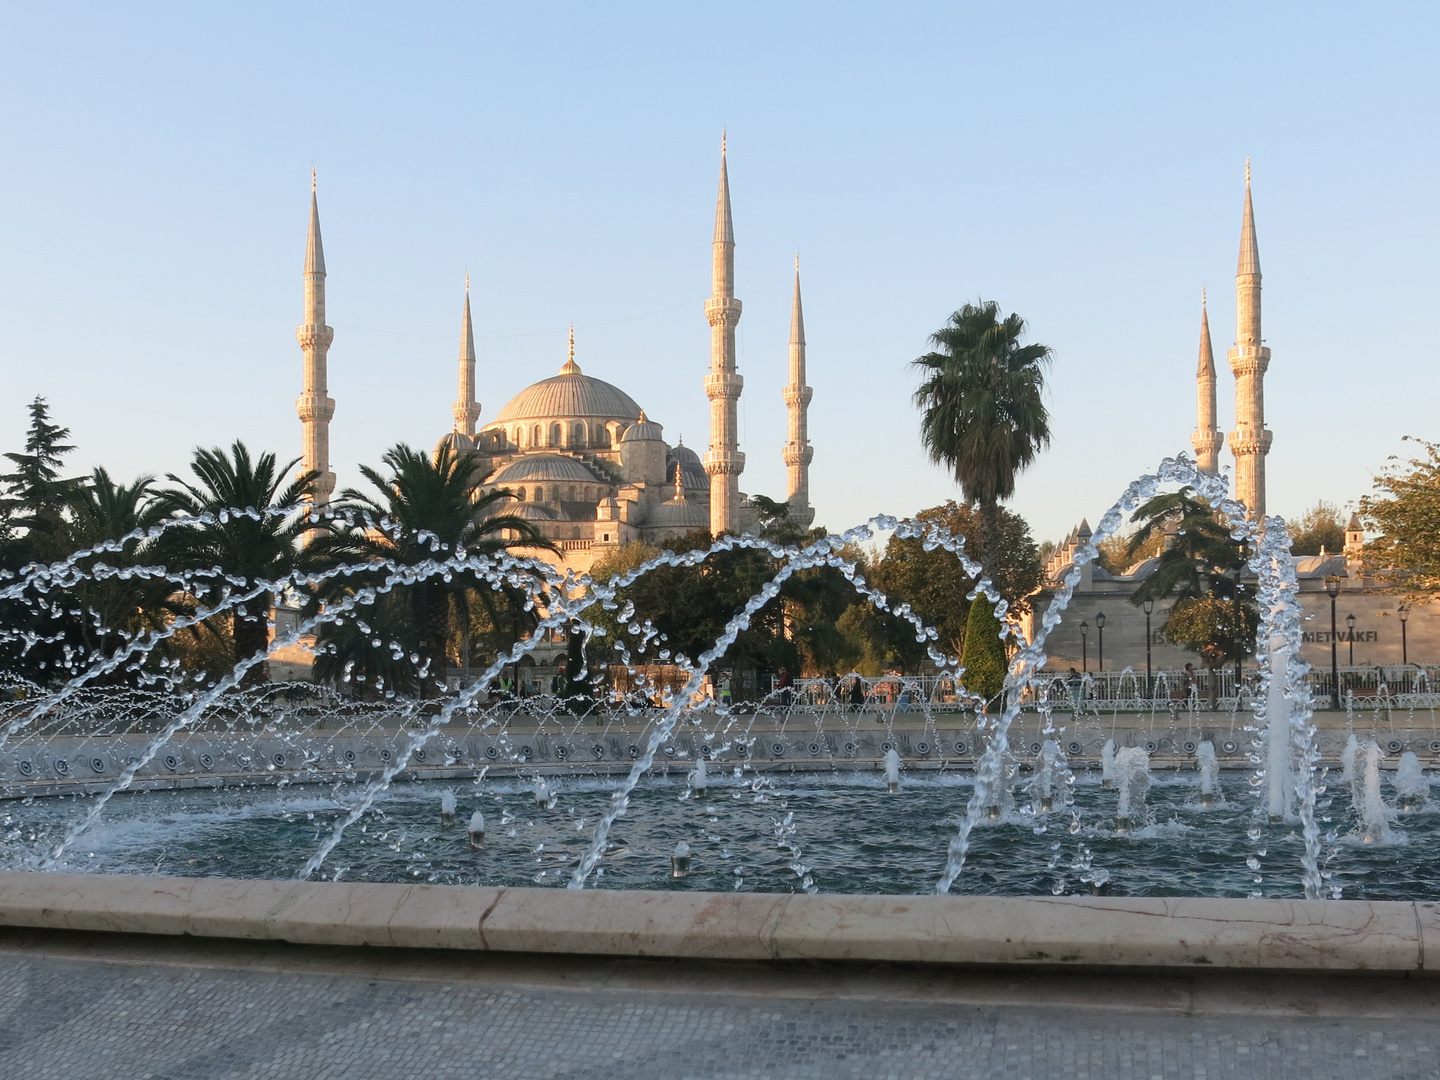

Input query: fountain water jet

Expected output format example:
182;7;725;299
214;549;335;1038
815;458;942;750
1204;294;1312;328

884;748;901;794
1394;751;1428;811
1112;747;1151;833
1197;741;1219;807
468;811;485;849
1100;739;1116;789
440;790;456;825
1357;741;1391;844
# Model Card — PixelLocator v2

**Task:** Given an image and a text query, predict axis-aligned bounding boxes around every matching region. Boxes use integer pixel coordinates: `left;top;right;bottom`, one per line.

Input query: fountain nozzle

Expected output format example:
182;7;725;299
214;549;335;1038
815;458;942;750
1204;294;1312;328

441;790;457;825
1039;795;1054;813
984;804;1002;820
671;841;691;878
467;811;485;849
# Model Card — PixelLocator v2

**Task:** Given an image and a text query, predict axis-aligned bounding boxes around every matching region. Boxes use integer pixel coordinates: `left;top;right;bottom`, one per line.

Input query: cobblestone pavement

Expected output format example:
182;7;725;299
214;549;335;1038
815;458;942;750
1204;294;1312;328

0;934;1436;1079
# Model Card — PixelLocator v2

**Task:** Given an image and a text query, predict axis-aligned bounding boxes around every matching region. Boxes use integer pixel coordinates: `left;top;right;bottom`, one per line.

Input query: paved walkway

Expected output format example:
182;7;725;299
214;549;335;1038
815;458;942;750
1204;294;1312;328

0;930;1435;1079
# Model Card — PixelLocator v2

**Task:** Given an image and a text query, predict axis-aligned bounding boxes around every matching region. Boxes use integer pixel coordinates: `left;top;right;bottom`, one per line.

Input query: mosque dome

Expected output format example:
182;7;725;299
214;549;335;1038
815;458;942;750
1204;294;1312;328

666;443;709;489
645;495;708;532
489;454;603;485
620;412;664;442
510;502;560;521
434;431;474;454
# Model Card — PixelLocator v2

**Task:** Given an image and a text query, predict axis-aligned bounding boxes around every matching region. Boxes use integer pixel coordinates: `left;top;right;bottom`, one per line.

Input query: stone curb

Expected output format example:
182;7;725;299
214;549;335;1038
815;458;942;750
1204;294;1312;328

0;872;1435;973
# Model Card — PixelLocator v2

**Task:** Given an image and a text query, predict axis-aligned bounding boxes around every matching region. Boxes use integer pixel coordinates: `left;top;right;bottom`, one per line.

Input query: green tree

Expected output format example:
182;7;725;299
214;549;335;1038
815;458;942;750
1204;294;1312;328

1288;500;1346;556
958;591;1006;703
872;501;1039;662
911;301;1051;700
157;441;327;684
1360;438;1440;598
1124;487;1255;704
317;443;553;696
0;396;79;558
64;467;186;674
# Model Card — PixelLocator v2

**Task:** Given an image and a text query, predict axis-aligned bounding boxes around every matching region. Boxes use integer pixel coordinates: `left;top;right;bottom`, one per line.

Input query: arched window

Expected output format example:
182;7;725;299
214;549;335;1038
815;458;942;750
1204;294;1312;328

573;422;586;447
572;526;581;539
550;422;562;446
533;424;542;446
534;486;545;503
515;487;525;502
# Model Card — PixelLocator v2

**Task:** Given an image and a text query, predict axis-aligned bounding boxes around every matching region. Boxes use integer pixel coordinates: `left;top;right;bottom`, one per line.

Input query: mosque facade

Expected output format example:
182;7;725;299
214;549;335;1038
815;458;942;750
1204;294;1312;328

294;142;815;578
1038;166;1428;675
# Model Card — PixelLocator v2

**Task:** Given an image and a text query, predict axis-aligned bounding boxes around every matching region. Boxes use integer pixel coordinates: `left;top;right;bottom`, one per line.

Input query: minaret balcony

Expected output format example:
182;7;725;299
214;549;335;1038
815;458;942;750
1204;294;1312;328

296;393;335;423
702;449;746;475
704;372;744;399
704;297;743;325
296;324;335;350
781;385;813;407
782;443;814;467
1226;429;1273;455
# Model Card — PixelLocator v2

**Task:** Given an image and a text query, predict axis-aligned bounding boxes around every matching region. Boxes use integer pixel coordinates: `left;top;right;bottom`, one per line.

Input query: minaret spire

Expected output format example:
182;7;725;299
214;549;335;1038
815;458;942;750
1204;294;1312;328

296;173;336;509
1191;289;1222;474
703;132;745;536
559;322;582;375
1226;160;1273;517
451;273;480;437
782;253;815;528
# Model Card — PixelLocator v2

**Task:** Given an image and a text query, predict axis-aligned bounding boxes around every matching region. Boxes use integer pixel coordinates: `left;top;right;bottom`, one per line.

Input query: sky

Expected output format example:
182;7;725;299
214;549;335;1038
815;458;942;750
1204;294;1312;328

0;2;1435;545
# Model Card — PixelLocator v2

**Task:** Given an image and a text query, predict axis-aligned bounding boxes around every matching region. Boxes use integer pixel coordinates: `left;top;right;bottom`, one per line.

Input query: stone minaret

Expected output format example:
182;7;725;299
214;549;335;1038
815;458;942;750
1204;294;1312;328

703;134;745;537
1226;160;1272;518
451;274;480;437
782;255;814;528
1191;289;1223;474
296;170;336;506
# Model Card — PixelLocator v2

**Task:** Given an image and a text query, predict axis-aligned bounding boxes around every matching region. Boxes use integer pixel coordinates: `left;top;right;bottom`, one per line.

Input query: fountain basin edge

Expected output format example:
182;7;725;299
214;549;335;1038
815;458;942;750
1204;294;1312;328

0;872;1434;974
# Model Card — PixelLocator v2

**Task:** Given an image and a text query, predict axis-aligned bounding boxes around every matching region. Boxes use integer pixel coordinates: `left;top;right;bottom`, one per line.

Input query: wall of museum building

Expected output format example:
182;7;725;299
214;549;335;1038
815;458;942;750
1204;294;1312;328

1038;587;1437;674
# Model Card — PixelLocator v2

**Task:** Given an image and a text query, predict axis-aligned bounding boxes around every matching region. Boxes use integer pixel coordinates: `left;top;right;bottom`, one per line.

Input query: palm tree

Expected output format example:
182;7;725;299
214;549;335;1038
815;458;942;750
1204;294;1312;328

157;441;326;683
318;443;554;696
65;467;184;671
911;301;1052;579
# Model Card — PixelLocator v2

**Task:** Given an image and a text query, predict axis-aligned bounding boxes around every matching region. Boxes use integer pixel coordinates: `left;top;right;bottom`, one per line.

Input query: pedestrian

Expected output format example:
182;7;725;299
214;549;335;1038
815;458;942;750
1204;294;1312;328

1066;667;1082;712
778;667;792;709
719;671;733;709
849;675;866;713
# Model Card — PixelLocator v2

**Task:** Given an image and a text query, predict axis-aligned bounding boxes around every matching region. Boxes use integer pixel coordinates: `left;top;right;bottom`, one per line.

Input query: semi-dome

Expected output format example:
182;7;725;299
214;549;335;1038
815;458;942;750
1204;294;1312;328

493;371;642;424
620;411;664;442
667;444;709;489
489;454;603;485
509;502;559;521
644;495;708;532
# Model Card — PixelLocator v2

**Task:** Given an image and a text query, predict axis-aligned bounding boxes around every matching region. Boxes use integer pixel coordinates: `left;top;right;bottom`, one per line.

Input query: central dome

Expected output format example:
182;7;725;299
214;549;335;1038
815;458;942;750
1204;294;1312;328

493;371;642;424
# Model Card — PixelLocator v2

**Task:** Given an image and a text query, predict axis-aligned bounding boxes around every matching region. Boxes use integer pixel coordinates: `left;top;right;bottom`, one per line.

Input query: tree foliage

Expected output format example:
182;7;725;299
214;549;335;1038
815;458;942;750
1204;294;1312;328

958;595;1007;706
1288;500;1346;556
912;301;1051;578
1360;438;1440;598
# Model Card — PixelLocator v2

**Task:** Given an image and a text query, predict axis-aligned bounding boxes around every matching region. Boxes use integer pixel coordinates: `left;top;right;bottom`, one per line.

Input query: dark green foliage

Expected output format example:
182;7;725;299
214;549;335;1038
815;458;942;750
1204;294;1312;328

1288;500;1346;556
912;301;1051;580
959;595;1007;705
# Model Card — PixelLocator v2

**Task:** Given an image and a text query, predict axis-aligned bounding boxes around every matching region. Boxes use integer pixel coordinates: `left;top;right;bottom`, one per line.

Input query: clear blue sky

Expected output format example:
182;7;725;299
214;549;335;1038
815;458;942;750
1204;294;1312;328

1;2;1435;544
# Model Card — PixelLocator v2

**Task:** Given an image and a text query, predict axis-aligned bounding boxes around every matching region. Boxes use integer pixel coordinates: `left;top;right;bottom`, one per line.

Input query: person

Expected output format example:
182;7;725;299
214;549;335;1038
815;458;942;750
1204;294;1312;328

719;671;733;709
1182;663;1197;701
1066;667;1082;712
897;683;912;714
777;667;792;709
848;675;866;713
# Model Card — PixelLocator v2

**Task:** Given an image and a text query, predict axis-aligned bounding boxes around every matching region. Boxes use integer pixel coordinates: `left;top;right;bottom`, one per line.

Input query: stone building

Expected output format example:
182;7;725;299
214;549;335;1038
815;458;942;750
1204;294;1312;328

296;140;816;579
1037;166;1428;675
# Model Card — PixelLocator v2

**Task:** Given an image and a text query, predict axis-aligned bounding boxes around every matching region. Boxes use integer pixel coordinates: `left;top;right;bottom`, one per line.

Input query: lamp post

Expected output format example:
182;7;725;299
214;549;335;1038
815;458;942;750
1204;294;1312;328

1399;604;1409;667
1079;621;1089;674
1325;576;1341;709
1346;612;1357;667
1142;598;1154;698
1095;611;1107;673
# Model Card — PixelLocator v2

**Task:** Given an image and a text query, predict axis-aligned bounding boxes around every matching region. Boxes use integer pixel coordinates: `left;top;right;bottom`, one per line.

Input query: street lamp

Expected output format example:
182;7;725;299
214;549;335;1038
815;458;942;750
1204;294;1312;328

1346;612;1357;667
1079;621;1089;674
1141;598;1154;698
1324;576;1341;709
1399;604;1410;667
1095;611;1107;673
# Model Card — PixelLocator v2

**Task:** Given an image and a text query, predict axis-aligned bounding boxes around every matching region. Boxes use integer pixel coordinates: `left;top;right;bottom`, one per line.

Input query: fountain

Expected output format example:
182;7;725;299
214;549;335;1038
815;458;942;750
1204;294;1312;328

1394;751;1428;811
468;811;485;849
1112;747;1151;833
690;754;708;797
1357;741;1391;845
1340;734;1359;788
1196;741;1219;807
1030;739;1063;813
884;748;901;794
0;455;1391;904
670;841;691;878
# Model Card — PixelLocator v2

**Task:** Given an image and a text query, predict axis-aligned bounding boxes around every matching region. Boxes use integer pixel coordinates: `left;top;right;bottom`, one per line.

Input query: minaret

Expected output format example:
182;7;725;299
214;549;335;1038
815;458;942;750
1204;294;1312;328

1190;289;1222;474
1225;160;1272;517
296;170;336;506
782;254;814;528
702;133;745;537
451;273;480;438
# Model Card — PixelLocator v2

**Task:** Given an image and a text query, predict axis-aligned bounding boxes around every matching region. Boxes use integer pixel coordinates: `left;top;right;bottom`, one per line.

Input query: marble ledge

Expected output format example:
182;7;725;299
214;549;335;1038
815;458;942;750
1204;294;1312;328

0;872;1433;974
